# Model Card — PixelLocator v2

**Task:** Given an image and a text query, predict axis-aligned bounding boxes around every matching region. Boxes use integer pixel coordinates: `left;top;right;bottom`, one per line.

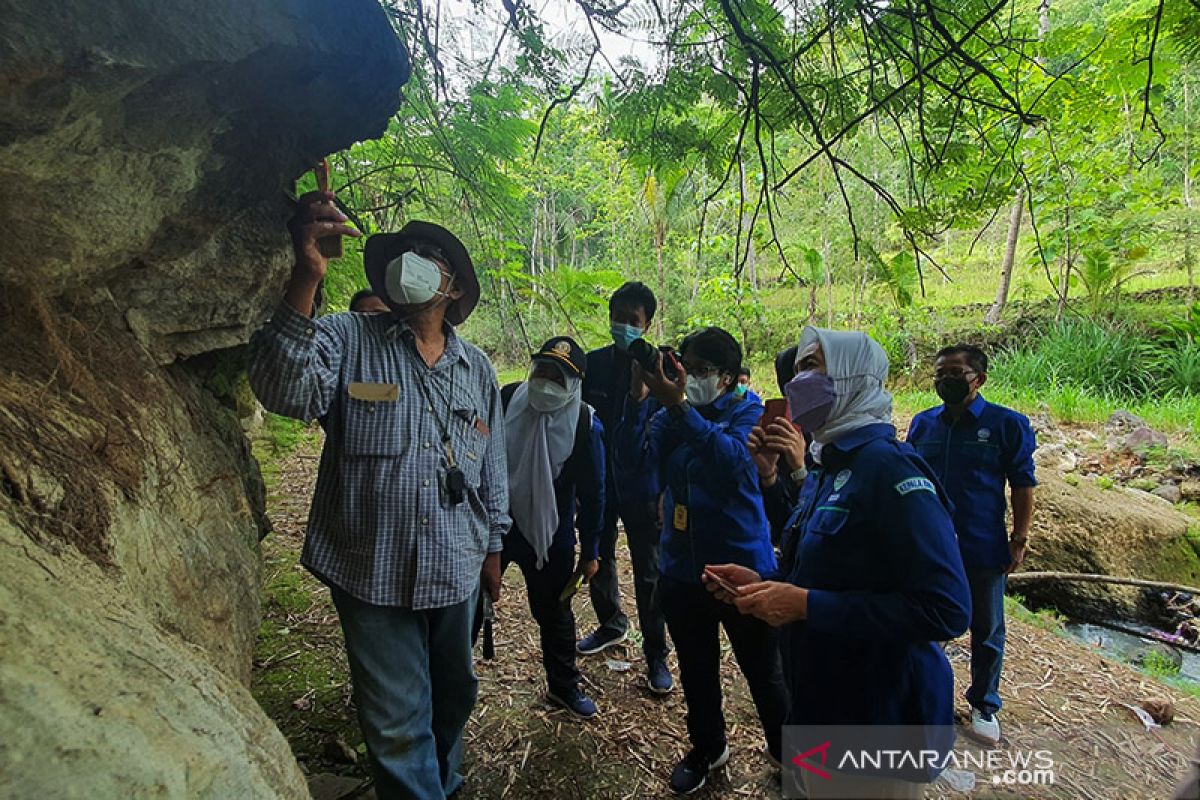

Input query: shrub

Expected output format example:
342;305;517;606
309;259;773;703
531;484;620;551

991;319;1167;401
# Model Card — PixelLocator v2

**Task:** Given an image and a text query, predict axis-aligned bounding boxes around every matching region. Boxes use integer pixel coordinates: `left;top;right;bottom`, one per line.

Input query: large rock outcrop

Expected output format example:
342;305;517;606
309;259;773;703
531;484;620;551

1018;473;1200;621
0;1;407;796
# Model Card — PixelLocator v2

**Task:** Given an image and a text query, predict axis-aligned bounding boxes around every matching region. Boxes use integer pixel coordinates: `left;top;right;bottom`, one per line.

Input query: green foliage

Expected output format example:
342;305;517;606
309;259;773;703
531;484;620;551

1075;247;1149;315
255;414;316;460
866;246;919;310
1159;303;1200;344
1141;649;1182;678
991;319;1159;399
301;0;1200;387
1004;594;1065;632
1158;343;1200;394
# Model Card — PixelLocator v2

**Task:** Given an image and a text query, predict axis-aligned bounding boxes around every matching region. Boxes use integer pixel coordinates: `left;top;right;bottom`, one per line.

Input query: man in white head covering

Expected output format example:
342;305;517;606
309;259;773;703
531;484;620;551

706;326;971;799
499;337;606;720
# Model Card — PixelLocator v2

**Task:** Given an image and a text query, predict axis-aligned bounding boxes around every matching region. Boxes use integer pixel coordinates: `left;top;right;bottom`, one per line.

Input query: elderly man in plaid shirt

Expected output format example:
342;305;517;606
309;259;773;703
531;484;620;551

248;191;510;800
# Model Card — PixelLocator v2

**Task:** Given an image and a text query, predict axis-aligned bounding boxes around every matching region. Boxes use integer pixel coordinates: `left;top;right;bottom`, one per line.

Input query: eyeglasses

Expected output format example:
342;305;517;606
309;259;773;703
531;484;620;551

683;362;720;378
934;370;978;381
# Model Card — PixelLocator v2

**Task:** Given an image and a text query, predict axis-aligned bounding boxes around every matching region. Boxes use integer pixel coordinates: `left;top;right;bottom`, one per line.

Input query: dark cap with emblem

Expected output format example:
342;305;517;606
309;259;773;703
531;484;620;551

363;220;481;325
532;336;586;378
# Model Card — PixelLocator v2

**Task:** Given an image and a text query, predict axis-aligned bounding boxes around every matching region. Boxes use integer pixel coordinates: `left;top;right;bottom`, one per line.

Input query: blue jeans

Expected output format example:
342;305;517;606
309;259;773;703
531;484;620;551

331;586;478;800
965;568;1006;716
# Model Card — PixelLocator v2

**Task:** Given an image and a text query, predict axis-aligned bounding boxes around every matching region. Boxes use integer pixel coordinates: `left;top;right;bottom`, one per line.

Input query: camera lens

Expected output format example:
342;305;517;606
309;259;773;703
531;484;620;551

627;338;658;371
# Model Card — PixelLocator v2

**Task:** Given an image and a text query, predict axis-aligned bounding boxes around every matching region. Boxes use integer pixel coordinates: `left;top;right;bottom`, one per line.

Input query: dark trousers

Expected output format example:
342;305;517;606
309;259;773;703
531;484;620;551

503;545;582;695
660;577;789;759
588;499;669;660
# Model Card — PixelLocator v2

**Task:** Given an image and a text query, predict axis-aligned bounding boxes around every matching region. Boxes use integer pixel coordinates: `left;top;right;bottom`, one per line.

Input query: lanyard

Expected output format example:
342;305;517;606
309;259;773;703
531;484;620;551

402;335;459;468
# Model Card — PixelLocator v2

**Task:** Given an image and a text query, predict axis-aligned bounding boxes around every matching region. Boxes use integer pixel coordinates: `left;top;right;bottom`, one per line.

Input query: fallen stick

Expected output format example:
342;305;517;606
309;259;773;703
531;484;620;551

1007;571;1200;596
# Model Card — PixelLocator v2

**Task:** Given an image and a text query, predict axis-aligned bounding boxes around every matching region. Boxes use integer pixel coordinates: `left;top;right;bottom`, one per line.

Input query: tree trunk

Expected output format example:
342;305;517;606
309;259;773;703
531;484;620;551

655;225;666;340
739;160;758;289
1007;571;1200;597
985;186;1026;324
818;163;834;326
1056;202;1072;321
1186;75;1195;303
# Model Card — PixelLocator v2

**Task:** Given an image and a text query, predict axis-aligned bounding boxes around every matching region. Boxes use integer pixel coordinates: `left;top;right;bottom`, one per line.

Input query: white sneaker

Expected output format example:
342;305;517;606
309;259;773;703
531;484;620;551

970;709;1001;744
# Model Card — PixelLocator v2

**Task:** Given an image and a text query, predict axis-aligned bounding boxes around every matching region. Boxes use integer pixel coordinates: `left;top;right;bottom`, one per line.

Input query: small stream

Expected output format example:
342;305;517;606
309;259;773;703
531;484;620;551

1063;620;1200;682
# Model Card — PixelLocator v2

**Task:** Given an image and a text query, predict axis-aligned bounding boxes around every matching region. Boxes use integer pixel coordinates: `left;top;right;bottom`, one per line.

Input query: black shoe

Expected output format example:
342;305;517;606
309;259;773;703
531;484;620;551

669;745;730;795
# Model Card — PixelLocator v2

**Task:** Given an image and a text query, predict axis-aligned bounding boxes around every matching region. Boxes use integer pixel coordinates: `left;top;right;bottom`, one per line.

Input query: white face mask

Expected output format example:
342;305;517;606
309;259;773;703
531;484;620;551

385;251;451;307
528;378;574;413
685;374;726;407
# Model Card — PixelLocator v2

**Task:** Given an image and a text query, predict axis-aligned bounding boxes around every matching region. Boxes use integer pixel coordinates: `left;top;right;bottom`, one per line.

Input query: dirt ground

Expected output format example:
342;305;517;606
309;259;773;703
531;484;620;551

253;435;1200;799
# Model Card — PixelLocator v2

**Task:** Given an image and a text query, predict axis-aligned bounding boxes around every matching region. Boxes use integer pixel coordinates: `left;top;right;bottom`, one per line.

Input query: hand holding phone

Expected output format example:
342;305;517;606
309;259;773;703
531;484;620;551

759;398;790;429
703;568;740;596
313;159;344;259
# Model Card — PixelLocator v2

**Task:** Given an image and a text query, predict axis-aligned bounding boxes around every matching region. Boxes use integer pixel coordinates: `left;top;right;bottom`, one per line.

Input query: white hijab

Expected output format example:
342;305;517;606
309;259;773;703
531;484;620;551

504;369;582;569
796;327;892;455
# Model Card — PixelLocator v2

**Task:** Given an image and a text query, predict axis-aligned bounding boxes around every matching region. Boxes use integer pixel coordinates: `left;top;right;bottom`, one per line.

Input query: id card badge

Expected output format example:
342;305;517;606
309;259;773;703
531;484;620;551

673;504;689;533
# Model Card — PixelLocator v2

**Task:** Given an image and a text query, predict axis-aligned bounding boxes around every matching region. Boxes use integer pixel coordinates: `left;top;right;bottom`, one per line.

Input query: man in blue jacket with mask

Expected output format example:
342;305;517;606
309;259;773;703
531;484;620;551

907;344;1037;745
577;281;672;696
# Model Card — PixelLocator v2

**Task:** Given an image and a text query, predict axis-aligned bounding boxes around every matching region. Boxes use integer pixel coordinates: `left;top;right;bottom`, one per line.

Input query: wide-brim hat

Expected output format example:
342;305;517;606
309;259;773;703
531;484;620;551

363;221;480;325
532;336;586;378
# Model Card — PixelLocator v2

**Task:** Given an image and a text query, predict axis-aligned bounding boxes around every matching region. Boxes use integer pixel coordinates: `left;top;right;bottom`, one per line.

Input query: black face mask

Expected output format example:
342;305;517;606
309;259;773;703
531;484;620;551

935;376;971;405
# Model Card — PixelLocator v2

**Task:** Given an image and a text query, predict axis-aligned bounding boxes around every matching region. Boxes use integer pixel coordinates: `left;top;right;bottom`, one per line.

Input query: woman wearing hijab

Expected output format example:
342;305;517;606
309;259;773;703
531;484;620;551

626;326;788;795
706;327;971;799
501;337;606;719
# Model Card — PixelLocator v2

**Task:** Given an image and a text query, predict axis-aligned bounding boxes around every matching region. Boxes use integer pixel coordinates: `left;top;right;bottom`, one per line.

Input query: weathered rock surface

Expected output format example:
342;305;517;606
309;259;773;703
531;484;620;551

0;0;406;796
0;0;408;363
1034;443;1078;473
1019;473;1200;621
1153;482;1184;505
1104;410;1170;454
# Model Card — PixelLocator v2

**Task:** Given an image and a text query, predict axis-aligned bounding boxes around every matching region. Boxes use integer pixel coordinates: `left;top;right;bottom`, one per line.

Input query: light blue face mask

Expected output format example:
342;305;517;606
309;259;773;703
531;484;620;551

611;322;643;351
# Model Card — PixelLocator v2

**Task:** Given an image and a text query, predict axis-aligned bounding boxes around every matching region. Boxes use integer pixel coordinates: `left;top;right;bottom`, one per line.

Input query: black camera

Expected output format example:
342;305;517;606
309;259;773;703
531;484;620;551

628;339;680;380
440;466;466;506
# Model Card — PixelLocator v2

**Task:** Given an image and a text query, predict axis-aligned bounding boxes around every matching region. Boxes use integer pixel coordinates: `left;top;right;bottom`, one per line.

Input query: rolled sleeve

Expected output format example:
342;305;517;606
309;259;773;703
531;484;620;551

247;301;343;422
478;373;511;552
1004;415;1038;489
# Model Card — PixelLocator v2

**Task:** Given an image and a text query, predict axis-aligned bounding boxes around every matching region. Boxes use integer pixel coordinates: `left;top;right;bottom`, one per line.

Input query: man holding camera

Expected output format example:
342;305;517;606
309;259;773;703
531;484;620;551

248;191;510;800
578;281;673;696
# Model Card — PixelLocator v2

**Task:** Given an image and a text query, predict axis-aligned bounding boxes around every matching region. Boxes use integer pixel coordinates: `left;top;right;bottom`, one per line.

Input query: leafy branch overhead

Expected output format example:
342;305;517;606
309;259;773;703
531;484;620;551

377;0;1193;286
308;0;1199;361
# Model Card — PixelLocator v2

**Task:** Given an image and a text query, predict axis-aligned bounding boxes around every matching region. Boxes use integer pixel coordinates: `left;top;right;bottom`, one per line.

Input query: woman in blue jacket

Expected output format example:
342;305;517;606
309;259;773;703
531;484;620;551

627;326;788;795
706;327;971;799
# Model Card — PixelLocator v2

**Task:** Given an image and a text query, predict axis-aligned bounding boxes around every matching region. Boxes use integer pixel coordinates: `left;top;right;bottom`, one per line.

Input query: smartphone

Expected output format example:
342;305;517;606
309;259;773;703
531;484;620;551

760;397;790;430
312;159;344;259
703;568;740;596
